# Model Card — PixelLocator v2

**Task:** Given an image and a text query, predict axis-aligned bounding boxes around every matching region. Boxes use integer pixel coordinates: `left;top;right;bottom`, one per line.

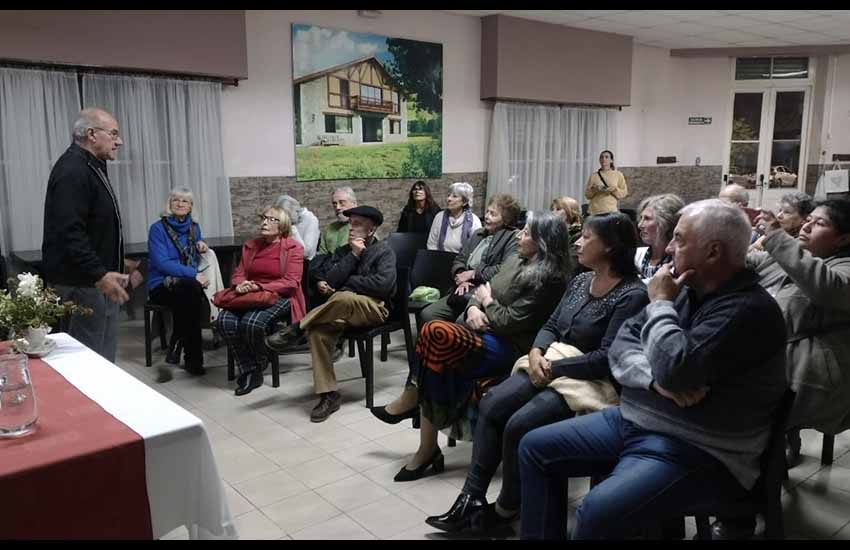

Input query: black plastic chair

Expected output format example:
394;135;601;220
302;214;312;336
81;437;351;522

342;266;415;408
408;249;457;332
821;432;836;465
143;302;169;367
385;232;428;273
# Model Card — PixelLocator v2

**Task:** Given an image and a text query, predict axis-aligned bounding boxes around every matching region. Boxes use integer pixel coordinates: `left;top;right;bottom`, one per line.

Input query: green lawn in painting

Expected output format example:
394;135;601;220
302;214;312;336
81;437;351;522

295;136;441;181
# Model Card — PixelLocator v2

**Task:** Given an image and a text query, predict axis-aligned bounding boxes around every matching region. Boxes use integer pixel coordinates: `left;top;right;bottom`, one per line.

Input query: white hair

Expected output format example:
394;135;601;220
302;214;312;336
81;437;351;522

719;184;750;207
448;181;474;209
163;186;195;218
72;107;112;143
274;194;302;225
679;199;751;264
333;186;357;204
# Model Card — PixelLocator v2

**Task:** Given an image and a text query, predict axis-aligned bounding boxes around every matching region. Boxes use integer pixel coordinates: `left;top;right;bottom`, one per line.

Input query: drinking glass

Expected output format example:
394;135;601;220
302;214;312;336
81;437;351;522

0;352;39;438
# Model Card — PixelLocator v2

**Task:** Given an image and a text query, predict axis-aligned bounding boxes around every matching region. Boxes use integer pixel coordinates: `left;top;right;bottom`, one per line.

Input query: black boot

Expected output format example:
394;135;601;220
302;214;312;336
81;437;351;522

166;338;183;365
425;493;487;532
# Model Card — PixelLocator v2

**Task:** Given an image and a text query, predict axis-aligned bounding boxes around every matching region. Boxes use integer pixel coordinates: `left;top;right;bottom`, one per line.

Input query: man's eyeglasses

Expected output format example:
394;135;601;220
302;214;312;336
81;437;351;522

92;127;121;140
260;215;281;224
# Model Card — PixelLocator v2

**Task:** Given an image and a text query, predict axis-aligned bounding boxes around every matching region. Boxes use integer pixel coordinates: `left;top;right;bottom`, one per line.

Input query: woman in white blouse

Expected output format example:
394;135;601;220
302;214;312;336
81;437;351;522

633;193;685;283
427;182;482;253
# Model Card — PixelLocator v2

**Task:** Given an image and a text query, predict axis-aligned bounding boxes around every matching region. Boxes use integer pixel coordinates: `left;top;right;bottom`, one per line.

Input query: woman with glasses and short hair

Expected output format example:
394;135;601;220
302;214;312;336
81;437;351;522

215;206;307;396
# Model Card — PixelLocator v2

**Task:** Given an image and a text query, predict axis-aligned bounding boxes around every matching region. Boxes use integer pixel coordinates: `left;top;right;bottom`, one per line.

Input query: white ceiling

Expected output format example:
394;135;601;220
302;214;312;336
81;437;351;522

443;10;850;49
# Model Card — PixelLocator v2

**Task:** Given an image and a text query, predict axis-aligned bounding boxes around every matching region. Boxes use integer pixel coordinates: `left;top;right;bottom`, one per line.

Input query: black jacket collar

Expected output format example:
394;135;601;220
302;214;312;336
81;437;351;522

69;142;108;173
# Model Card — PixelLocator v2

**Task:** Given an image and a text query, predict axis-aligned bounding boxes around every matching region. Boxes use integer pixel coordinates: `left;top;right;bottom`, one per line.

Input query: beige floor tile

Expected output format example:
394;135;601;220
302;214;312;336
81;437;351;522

235;424;302;453
233;510;285;540
833;520;850;540
160;525;189;540
290;514;377;540
332;440;400;473
224;484;256;517
314;473;391;512
361;457;431;493
396;477;465;516
345;414;413;441
301;424;371;454
347;494;428;539
233;469;311;508
372;426;423;455
216;445;281;485
284;455;358;489
260;437;327;469
807;464;850;495
262;491;342;535
781;481;850;538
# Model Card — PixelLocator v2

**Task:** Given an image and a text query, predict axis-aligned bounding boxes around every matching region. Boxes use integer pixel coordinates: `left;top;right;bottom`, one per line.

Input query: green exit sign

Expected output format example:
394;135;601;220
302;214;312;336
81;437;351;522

688;116;712;125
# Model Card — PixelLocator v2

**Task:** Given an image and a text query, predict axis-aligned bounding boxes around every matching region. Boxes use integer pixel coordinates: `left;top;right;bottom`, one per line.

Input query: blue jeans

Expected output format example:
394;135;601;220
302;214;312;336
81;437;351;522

55;284;120;363
518;407;749;540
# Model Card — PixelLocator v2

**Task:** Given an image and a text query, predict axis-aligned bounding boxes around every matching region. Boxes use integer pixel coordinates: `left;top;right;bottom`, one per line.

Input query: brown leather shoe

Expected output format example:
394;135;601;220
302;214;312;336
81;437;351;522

310;391;341;422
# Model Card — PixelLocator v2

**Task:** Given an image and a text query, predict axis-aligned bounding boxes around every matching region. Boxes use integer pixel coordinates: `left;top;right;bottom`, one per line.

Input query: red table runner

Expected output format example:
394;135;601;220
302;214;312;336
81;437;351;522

0;351;153;539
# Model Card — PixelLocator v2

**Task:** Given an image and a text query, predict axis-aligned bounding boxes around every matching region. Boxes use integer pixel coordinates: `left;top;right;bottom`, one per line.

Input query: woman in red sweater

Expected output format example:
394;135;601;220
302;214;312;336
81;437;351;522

217;206;306;396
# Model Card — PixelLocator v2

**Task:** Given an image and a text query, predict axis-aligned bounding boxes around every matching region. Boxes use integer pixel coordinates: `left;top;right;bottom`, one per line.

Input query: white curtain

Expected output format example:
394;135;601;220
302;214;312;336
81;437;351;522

82;74;233;243
488;102;618;211
0;68;81;254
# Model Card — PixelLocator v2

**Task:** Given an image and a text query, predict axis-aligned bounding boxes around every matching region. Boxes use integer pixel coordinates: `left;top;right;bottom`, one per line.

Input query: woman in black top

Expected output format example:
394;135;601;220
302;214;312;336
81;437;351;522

397;180;441;234
425;212;648;534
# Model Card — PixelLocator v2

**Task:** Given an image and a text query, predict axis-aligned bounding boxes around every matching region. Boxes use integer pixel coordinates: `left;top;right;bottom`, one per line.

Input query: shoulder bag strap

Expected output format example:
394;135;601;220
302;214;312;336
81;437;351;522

597;169;609;189
160;218;191;265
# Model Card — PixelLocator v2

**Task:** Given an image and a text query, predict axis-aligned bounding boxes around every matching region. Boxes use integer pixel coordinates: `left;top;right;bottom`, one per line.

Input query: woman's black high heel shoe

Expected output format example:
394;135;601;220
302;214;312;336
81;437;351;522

394;448;444;482
370;405;418;425
425;493;488;532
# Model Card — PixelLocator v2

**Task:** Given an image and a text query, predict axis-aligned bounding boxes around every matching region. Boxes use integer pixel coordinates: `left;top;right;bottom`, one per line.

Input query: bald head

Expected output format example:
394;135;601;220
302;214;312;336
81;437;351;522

719;184;749;208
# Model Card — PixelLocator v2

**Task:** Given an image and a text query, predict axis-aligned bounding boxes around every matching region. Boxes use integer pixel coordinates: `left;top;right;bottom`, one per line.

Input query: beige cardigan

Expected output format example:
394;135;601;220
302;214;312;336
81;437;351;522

585;169;628;215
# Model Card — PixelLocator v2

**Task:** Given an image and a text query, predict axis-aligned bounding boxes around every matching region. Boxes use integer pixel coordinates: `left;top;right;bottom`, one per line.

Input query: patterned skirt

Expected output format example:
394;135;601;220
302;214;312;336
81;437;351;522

416;320;515;440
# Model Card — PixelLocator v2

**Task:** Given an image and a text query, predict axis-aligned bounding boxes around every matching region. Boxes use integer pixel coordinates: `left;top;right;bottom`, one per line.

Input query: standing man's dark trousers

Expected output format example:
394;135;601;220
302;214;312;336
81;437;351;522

55;284;120;363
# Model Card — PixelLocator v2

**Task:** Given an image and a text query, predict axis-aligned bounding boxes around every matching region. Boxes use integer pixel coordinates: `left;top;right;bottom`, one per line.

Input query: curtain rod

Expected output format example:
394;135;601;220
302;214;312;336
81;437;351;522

0;58;239;86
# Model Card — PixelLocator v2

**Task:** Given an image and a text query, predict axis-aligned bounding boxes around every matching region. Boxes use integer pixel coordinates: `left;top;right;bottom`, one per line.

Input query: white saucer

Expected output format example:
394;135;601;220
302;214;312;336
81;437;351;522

15;338;57;358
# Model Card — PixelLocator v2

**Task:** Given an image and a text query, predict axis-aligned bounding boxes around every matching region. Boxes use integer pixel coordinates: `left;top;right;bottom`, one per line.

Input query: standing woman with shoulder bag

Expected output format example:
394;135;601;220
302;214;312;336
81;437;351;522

585;150;628;215
215;206;307;396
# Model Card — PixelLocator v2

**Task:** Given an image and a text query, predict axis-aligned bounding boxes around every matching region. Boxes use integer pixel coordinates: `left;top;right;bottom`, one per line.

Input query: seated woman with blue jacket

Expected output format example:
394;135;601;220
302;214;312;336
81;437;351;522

147;187;210;375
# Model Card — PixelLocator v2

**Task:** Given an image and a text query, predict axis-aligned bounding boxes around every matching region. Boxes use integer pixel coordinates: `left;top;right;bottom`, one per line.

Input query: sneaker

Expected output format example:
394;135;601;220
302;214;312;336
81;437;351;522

310;391;341;422
265;323;303;352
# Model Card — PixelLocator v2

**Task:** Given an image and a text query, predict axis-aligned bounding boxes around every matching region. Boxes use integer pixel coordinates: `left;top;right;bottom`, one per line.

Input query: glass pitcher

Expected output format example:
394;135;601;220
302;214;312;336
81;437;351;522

0;351;39;438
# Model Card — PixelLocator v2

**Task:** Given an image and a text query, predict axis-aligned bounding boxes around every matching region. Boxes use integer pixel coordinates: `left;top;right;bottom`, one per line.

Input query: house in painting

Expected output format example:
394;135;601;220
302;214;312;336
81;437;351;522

294;56;408;147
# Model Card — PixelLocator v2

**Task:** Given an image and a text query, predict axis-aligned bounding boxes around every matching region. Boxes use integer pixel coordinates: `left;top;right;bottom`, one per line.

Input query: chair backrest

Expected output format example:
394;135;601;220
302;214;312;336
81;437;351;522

386;232;428;271
387;266;410;322
410;249;457;296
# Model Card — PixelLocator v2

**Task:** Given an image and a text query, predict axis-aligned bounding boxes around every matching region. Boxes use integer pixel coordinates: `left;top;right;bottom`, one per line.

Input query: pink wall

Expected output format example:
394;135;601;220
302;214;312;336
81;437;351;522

220;10;490;178
481;15;633;106
0;10;247;80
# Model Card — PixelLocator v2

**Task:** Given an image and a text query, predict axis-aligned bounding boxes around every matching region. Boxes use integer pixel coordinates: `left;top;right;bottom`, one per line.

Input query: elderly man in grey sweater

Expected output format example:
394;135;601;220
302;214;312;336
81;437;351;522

517;199;787;540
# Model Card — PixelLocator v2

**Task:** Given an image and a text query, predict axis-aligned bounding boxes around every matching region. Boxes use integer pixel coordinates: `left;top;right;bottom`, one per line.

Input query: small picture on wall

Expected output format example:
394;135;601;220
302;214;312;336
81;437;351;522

292;23;443;181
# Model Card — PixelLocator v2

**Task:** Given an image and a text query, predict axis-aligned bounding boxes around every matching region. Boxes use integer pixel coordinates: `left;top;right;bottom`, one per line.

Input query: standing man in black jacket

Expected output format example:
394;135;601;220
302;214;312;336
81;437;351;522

42;108;129;362
266;206;396;422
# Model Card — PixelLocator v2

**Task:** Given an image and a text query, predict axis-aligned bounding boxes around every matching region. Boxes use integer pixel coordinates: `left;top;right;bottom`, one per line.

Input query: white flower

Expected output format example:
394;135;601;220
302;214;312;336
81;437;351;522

16;273;41;298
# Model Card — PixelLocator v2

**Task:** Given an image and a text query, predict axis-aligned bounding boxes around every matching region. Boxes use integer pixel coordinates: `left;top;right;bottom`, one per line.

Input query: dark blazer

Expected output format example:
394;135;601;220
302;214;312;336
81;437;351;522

310;237;397;309
42;143;123;287
452;226;518;285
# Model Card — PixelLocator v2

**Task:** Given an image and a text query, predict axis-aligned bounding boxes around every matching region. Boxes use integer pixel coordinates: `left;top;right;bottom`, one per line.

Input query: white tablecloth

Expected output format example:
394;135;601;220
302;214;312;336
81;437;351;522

43;333;237;540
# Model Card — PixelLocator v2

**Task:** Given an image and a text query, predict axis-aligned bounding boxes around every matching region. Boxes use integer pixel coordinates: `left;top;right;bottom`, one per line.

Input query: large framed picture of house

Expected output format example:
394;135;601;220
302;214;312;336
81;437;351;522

292;24;443;181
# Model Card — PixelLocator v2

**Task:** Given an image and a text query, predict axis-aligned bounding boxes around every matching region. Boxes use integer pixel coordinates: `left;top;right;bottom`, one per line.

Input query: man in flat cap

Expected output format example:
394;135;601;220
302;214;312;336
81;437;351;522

267;205;396;422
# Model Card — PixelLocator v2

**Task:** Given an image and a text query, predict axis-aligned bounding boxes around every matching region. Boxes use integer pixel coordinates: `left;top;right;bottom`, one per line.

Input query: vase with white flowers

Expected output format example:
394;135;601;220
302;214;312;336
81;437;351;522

0;273;92;348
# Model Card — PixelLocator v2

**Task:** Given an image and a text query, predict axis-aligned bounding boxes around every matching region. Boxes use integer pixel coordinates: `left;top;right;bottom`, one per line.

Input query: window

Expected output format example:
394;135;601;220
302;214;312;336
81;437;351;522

328;76;350;110
735;57;809;80
360;84;382;105
324;114;352;133
392;91;399;114
390;120;401;134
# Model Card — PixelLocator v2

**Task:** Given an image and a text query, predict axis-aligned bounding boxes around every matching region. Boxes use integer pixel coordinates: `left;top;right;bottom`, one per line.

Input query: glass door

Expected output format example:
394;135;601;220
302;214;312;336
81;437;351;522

724;87;810;209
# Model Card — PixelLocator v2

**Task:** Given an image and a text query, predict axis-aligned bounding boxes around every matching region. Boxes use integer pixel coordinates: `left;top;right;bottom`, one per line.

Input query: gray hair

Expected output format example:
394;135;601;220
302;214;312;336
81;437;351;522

448;182;474;209
333;186;357;204
72;107;112;143
274;194;302;225
637;193;686;246
719;184;750;207
779;191;815;218
163;186;195;218
679;199;751;264
516;210;572;289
